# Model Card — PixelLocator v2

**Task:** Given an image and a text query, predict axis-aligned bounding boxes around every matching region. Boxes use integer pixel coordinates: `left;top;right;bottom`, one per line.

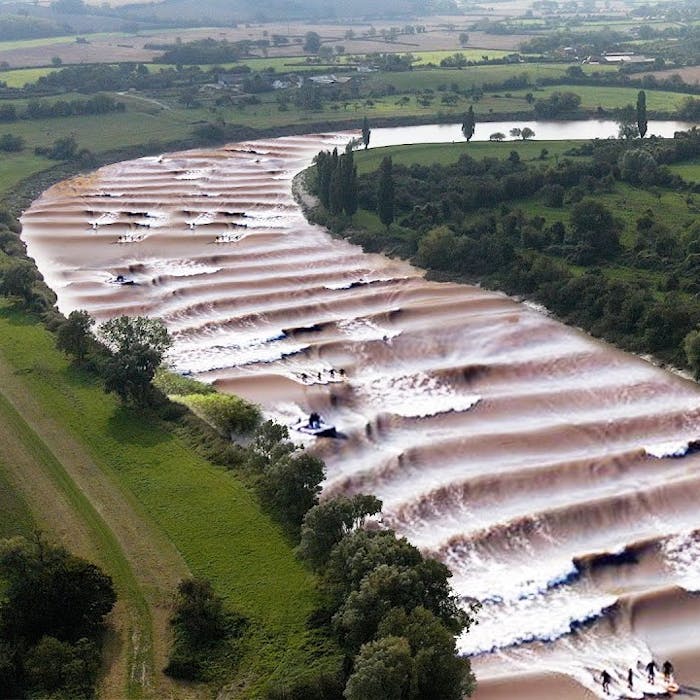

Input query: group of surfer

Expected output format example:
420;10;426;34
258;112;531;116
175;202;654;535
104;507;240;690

600;660;675;694
299;368;346;383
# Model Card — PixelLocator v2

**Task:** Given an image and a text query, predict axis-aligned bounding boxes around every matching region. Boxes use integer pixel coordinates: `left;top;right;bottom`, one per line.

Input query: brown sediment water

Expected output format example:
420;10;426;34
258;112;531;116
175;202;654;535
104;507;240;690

21;132;700;699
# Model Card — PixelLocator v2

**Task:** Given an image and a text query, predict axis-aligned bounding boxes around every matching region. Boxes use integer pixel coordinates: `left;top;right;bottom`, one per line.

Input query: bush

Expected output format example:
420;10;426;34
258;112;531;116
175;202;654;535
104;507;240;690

176;393;261;437
164;578;247;682
153;368;216;396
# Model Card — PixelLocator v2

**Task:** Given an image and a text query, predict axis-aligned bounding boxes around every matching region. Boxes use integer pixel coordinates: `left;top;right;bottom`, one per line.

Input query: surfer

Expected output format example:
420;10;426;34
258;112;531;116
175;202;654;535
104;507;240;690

646;660;657;684
663;660;674;683
601;670;612;694
628;668;634;690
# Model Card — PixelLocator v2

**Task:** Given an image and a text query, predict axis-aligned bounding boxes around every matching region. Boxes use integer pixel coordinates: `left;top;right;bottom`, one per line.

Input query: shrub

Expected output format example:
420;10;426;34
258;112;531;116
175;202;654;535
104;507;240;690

175;393;261;437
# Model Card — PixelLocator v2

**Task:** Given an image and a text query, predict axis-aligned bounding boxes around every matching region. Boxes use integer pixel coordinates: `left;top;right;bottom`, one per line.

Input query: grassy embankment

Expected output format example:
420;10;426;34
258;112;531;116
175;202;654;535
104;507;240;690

0;300;339;697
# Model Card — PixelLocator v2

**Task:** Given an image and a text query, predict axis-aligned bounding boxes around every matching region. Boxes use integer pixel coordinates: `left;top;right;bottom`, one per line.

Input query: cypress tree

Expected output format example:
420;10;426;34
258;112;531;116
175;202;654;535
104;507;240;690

329;162;343;215
342;146;358;216
315;150;332;208
636;90;648;139
377;156;394;229
462;106;476;142
362;116;371;150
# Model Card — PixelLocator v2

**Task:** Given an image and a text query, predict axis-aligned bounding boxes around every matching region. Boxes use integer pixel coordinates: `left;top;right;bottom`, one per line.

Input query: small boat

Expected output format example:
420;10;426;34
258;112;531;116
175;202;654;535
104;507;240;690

111;274;135;285
293;413;337;438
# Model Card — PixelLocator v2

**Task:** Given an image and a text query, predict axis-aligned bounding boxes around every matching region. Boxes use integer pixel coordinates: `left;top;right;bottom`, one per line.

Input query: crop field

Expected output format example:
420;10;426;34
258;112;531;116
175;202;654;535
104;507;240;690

0;301;338;696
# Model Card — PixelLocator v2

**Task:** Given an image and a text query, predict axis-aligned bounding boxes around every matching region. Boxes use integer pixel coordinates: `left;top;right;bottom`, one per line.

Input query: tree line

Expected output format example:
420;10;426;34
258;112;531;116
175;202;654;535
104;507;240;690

0;223;479;697
0;93;124;123
309;127;700;372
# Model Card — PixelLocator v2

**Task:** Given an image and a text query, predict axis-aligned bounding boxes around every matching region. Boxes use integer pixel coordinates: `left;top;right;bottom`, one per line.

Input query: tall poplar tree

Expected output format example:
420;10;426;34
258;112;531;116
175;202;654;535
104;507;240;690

377;156;394;229
462;106;476;142
362;116;371;150
342;145;358;216
637;90;648;139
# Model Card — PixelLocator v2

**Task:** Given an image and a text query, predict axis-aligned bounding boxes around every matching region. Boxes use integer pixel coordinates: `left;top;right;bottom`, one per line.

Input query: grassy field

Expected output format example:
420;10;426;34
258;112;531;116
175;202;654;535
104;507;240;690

355;139;588;173
670;157;700;183
511;84;693;111
0;463;33;539
0;66;60;87
0;302;339;696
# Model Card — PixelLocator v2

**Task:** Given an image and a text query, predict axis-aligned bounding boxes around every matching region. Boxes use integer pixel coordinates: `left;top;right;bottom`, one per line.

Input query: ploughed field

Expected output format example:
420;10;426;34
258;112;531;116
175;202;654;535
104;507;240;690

21;133;700;699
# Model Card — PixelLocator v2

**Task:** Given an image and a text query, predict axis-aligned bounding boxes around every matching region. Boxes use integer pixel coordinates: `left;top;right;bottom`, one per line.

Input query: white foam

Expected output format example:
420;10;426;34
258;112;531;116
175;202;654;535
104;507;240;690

359;371;480;419
337;317;401;342
663;530;700;592
88;211;119;228
145;259;222;278
644;440;690;458
460;589;616;655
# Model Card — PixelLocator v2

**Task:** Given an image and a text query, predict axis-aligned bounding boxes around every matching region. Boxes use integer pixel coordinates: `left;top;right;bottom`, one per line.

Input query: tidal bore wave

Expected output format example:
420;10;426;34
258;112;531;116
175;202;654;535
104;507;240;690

21;132;700;698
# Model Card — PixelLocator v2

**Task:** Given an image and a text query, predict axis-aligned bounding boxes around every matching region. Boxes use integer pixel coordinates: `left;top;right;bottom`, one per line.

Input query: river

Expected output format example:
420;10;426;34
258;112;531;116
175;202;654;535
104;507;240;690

19;122;700;699
369;119;696;147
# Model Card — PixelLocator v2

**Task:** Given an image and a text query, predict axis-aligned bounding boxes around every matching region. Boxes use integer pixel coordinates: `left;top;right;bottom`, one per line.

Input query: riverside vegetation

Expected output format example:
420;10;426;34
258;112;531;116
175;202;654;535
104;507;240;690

307;124;700;374
0;196;477;698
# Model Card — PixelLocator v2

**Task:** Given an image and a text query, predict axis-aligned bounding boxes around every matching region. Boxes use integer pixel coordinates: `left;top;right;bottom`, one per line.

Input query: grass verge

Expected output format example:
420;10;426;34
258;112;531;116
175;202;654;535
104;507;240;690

0;301;339;697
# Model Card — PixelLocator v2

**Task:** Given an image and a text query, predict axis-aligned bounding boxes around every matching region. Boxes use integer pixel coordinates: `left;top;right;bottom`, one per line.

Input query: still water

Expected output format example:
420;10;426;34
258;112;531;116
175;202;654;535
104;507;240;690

368;119;697;148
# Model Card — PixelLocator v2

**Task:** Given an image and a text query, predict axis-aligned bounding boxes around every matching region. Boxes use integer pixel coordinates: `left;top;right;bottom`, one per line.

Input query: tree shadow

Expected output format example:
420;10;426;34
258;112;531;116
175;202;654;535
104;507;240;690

106;404;171;449
0;302;39;326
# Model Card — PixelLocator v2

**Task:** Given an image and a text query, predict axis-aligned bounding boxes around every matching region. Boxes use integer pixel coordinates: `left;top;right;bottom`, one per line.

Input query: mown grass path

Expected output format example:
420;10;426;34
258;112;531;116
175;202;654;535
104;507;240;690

0;310;191;698
0;303;339;697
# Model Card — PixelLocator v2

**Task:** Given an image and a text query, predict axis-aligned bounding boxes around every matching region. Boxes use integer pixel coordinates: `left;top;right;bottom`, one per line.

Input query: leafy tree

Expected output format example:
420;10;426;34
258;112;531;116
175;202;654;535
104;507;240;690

297;494;382;570
461;106;475;142
55;309;95;363
325;530;423;602
0;259;35;303
521;127;535;140
344;636;412;700
415;225;458;270
259;452;325;532
99;315;171;406
49;135;78;160
568;199;620;262
619;148;658;186
509;127;521;139
304;31;322;54
249;420;295;466
377;156;395;229
362;116;371;150
684;329;700;378
165;578;246;681
458;32;469;46
0;134;24;152
376;607;476;699
24;636;99;700
171;578;231;647
0;535;115;645
489;132;505;141
637;89;648;139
